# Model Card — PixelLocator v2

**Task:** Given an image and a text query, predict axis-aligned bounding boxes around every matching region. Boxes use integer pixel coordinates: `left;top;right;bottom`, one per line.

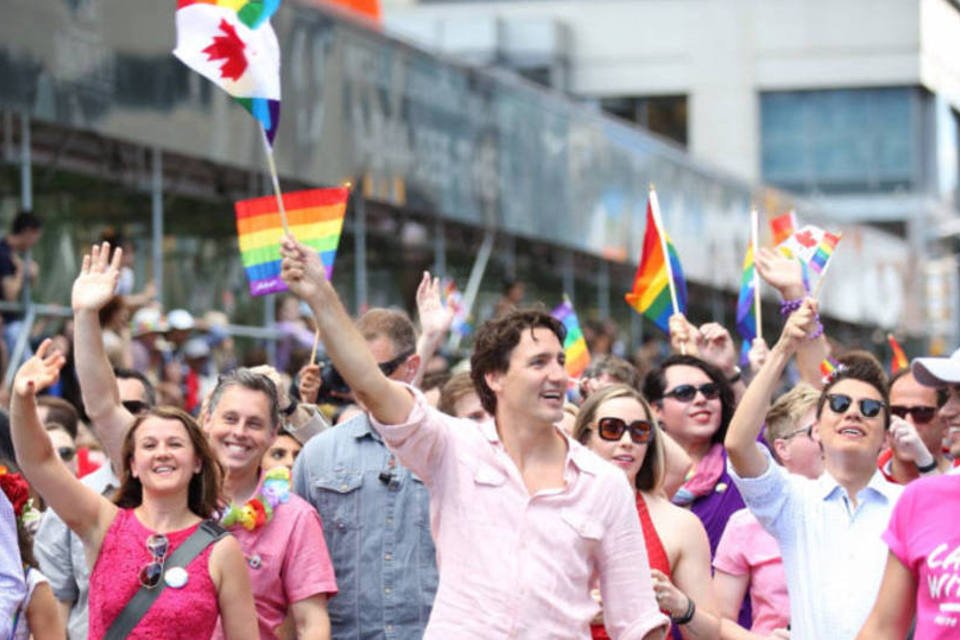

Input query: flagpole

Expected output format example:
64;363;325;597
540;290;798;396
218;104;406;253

649;186;680;316
260;126;290;236
751;208;763;342
649;185;685;355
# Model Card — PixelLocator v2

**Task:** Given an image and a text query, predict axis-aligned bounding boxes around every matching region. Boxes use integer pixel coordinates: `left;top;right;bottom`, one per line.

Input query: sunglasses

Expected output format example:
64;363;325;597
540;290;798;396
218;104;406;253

780;423;814;441
596;417;654;444
139;533;169;589
663;383;721;403
889;405;937;425
378;350;414;377
57;447;77;463
122;400;150;415
825;393;885;418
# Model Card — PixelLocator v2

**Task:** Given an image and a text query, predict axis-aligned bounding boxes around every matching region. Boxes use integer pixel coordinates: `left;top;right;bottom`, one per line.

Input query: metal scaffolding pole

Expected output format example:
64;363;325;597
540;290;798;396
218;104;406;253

354;195;368;313
151;147;164;307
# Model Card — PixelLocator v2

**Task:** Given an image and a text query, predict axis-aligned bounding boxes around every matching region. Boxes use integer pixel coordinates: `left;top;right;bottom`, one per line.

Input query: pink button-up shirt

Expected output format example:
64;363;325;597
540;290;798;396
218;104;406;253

371;387;668;640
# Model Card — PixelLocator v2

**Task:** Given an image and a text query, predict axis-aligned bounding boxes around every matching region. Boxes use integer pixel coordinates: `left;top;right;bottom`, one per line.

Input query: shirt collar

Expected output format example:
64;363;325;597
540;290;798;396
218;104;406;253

817;468;900;503
341;412;383;443
479;419;604;476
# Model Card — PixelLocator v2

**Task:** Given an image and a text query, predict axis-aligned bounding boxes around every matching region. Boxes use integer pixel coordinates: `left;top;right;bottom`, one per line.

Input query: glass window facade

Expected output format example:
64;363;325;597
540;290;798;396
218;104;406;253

761;87;928;194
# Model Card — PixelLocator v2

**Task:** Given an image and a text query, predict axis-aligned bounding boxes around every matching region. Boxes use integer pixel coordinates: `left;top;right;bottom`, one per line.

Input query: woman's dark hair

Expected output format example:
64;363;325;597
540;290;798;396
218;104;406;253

817;354;890;430
572;384;664;492
642;354;735;445
470;307;565;415
114;407;223;518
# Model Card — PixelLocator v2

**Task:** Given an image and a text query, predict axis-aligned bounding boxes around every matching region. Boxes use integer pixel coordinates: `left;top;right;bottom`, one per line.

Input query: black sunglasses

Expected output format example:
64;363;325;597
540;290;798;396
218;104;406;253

57;447;77;463
596;417;654;444
826;393;885;418
122;400;150;415
379;350;414;377
663;383;721;403
889;405;937;425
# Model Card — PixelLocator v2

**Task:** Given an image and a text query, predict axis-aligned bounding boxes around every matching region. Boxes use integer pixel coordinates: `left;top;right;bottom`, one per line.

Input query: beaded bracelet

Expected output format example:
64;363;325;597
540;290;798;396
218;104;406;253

779;298;804;317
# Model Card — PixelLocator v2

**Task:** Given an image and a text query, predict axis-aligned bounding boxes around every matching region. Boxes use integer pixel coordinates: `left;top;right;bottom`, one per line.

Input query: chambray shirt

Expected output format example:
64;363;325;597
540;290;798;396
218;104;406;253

292;412;437;640
0;490;26;640
33;463;118;640
370;386;669;640
729;445;903;640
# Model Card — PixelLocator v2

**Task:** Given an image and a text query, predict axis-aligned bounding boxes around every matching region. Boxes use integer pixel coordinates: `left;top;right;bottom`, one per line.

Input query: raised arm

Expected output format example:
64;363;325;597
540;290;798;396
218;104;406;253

725;299;817;478
280;236;414;425
9;340;117;547
71;242;135;472
756;249;829;388
855;552;915;640
413;271;453;389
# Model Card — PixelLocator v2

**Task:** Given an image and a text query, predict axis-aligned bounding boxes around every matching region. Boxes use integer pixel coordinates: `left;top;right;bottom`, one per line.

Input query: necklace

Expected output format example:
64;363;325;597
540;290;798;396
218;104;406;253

220;467;291;531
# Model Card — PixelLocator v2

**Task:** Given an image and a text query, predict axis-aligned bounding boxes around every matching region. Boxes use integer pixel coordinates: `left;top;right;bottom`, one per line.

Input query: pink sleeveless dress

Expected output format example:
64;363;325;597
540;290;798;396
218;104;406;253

88;509;219;639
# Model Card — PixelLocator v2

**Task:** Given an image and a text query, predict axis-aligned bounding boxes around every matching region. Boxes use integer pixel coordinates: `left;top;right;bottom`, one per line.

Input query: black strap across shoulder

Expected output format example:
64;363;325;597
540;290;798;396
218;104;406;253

104;520;228;640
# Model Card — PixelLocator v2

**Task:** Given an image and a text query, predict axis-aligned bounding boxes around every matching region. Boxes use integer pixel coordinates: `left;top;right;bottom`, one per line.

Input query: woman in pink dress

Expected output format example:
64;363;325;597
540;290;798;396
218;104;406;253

9;340;257;639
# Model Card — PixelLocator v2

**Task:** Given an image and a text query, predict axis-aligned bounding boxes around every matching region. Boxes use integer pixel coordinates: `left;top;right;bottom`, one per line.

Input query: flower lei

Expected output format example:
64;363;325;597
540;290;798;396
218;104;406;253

0;465;39;528
220;467;291;531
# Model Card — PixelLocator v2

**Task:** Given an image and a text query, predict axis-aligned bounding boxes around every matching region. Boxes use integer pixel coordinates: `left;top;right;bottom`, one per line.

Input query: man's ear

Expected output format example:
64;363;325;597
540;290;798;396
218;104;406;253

403;354;421;384
485;370;504;395
772;438;789;464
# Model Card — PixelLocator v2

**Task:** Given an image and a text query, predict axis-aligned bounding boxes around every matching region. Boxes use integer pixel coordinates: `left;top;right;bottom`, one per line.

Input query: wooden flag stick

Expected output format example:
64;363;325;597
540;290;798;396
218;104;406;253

812;255;835;300
260;126;290;236
309;328;321;365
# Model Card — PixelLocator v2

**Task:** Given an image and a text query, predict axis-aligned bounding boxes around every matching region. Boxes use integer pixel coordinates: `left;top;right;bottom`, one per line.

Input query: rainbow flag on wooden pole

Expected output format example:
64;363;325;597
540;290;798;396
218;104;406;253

736;209;763;351
625;186;687;334
235;187;349;296
552;295;591;379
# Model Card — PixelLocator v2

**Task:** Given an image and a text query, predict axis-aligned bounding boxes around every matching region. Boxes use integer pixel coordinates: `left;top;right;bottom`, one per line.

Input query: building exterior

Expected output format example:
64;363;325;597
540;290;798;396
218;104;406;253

385;0;960;347
0;0;925;359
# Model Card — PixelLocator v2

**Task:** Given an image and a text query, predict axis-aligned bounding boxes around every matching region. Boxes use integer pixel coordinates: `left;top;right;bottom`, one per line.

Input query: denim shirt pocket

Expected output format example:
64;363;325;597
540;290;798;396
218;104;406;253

312;470;364;532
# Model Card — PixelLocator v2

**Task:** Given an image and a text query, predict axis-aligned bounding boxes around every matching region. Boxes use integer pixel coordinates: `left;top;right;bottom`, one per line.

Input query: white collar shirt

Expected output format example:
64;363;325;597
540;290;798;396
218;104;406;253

728;445;903;640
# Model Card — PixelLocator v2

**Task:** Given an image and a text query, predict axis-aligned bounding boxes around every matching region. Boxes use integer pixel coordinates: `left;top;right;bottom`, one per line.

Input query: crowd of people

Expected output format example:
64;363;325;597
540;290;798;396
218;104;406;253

0;214;957;640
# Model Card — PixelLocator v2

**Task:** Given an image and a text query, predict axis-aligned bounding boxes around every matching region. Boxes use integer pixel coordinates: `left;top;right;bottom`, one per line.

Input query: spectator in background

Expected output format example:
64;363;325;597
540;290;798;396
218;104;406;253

0;212;43;363
437;371;490;422
580;354;642;401
492;278;524;319
129;307;166;385
879;368;950;482
98;296;132;370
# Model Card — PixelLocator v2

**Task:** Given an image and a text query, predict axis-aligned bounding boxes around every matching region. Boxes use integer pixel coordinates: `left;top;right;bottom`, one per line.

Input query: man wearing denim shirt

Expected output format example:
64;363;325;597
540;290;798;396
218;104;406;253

293;308;438;639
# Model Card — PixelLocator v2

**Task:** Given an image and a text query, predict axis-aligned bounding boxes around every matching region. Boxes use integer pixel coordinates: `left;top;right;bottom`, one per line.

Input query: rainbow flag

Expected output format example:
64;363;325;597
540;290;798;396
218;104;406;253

552;296;591;378
625;192;687;333
809;232;841;274
174;0;282;144
769;210;797;246
735;244;757;347
887;334;909;374
820;357;839;383
235;187;348;296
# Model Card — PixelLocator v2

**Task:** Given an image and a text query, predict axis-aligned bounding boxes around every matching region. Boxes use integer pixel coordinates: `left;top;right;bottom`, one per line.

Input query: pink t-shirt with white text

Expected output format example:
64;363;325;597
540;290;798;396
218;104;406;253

713;508;789;633
883;474;960;639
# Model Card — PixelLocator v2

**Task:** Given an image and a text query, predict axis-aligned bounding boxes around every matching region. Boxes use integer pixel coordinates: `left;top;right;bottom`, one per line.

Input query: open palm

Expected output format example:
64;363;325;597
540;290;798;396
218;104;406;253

72;242;122;312
14;339;66;397
416;271;454;338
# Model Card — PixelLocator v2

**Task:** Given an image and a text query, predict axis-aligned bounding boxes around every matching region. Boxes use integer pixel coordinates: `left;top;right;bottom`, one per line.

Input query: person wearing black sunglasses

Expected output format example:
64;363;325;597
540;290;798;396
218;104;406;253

281;238;669;640
726;298;903;640
877;369;948;484
573;385;720;639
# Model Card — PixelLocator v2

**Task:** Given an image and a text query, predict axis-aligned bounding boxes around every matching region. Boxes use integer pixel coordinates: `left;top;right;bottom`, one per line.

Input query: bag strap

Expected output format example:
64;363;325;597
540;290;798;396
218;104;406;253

104;520;228;640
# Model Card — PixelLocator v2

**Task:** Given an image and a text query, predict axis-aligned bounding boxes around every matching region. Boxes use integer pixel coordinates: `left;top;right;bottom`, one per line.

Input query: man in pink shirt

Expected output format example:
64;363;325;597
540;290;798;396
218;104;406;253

281;238;668;640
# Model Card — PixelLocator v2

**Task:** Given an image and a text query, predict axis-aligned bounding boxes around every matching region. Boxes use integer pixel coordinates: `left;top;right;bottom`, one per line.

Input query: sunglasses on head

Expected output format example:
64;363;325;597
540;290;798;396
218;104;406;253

825;393;885;418
379;350;414;377
663;383;721;403
889;405;937;425
57;447;76;463
139;533;169;589
596;417;654;444
122;400;150;415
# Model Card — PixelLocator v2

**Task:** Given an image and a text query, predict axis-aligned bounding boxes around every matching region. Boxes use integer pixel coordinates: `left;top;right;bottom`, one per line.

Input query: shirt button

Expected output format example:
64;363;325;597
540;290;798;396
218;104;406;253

384;587;392;594
385;624;394;633
384;552;393;561
340;483;349;491
386;517;394;525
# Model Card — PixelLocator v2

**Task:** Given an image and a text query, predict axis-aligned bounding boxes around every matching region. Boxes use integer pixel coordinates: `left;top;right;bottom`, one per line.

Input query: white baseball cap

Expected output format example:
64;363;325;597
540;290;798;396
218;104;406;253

166;309;195;331
912;347;960;387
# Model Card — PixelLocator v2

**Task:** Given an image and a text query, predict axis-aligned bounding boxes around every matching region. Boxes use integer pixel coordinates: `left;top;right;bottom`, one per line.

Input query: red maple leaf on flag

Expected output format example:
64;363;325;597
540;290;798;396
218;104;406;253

202;19;248;81
794;230;817;248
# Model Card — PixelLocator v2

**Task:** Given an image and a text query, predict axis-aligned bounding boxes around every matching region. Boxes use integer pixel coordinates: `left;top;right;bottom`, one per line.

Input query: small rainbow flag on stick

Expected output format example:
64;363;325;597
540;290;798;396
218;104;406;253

769;210;797;246
625;187;687;333
552;296;591;379
887;333;909;374
235;187;349;296
809;232;841;274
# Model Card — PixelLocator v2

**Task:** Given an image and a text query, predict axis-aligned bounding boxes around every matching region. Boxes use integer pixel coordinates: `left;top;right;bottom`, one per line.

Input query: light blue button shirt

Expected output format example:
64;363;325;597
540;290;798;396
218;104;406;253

1;490;26;639
292;412;438;640
729;445;903;640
